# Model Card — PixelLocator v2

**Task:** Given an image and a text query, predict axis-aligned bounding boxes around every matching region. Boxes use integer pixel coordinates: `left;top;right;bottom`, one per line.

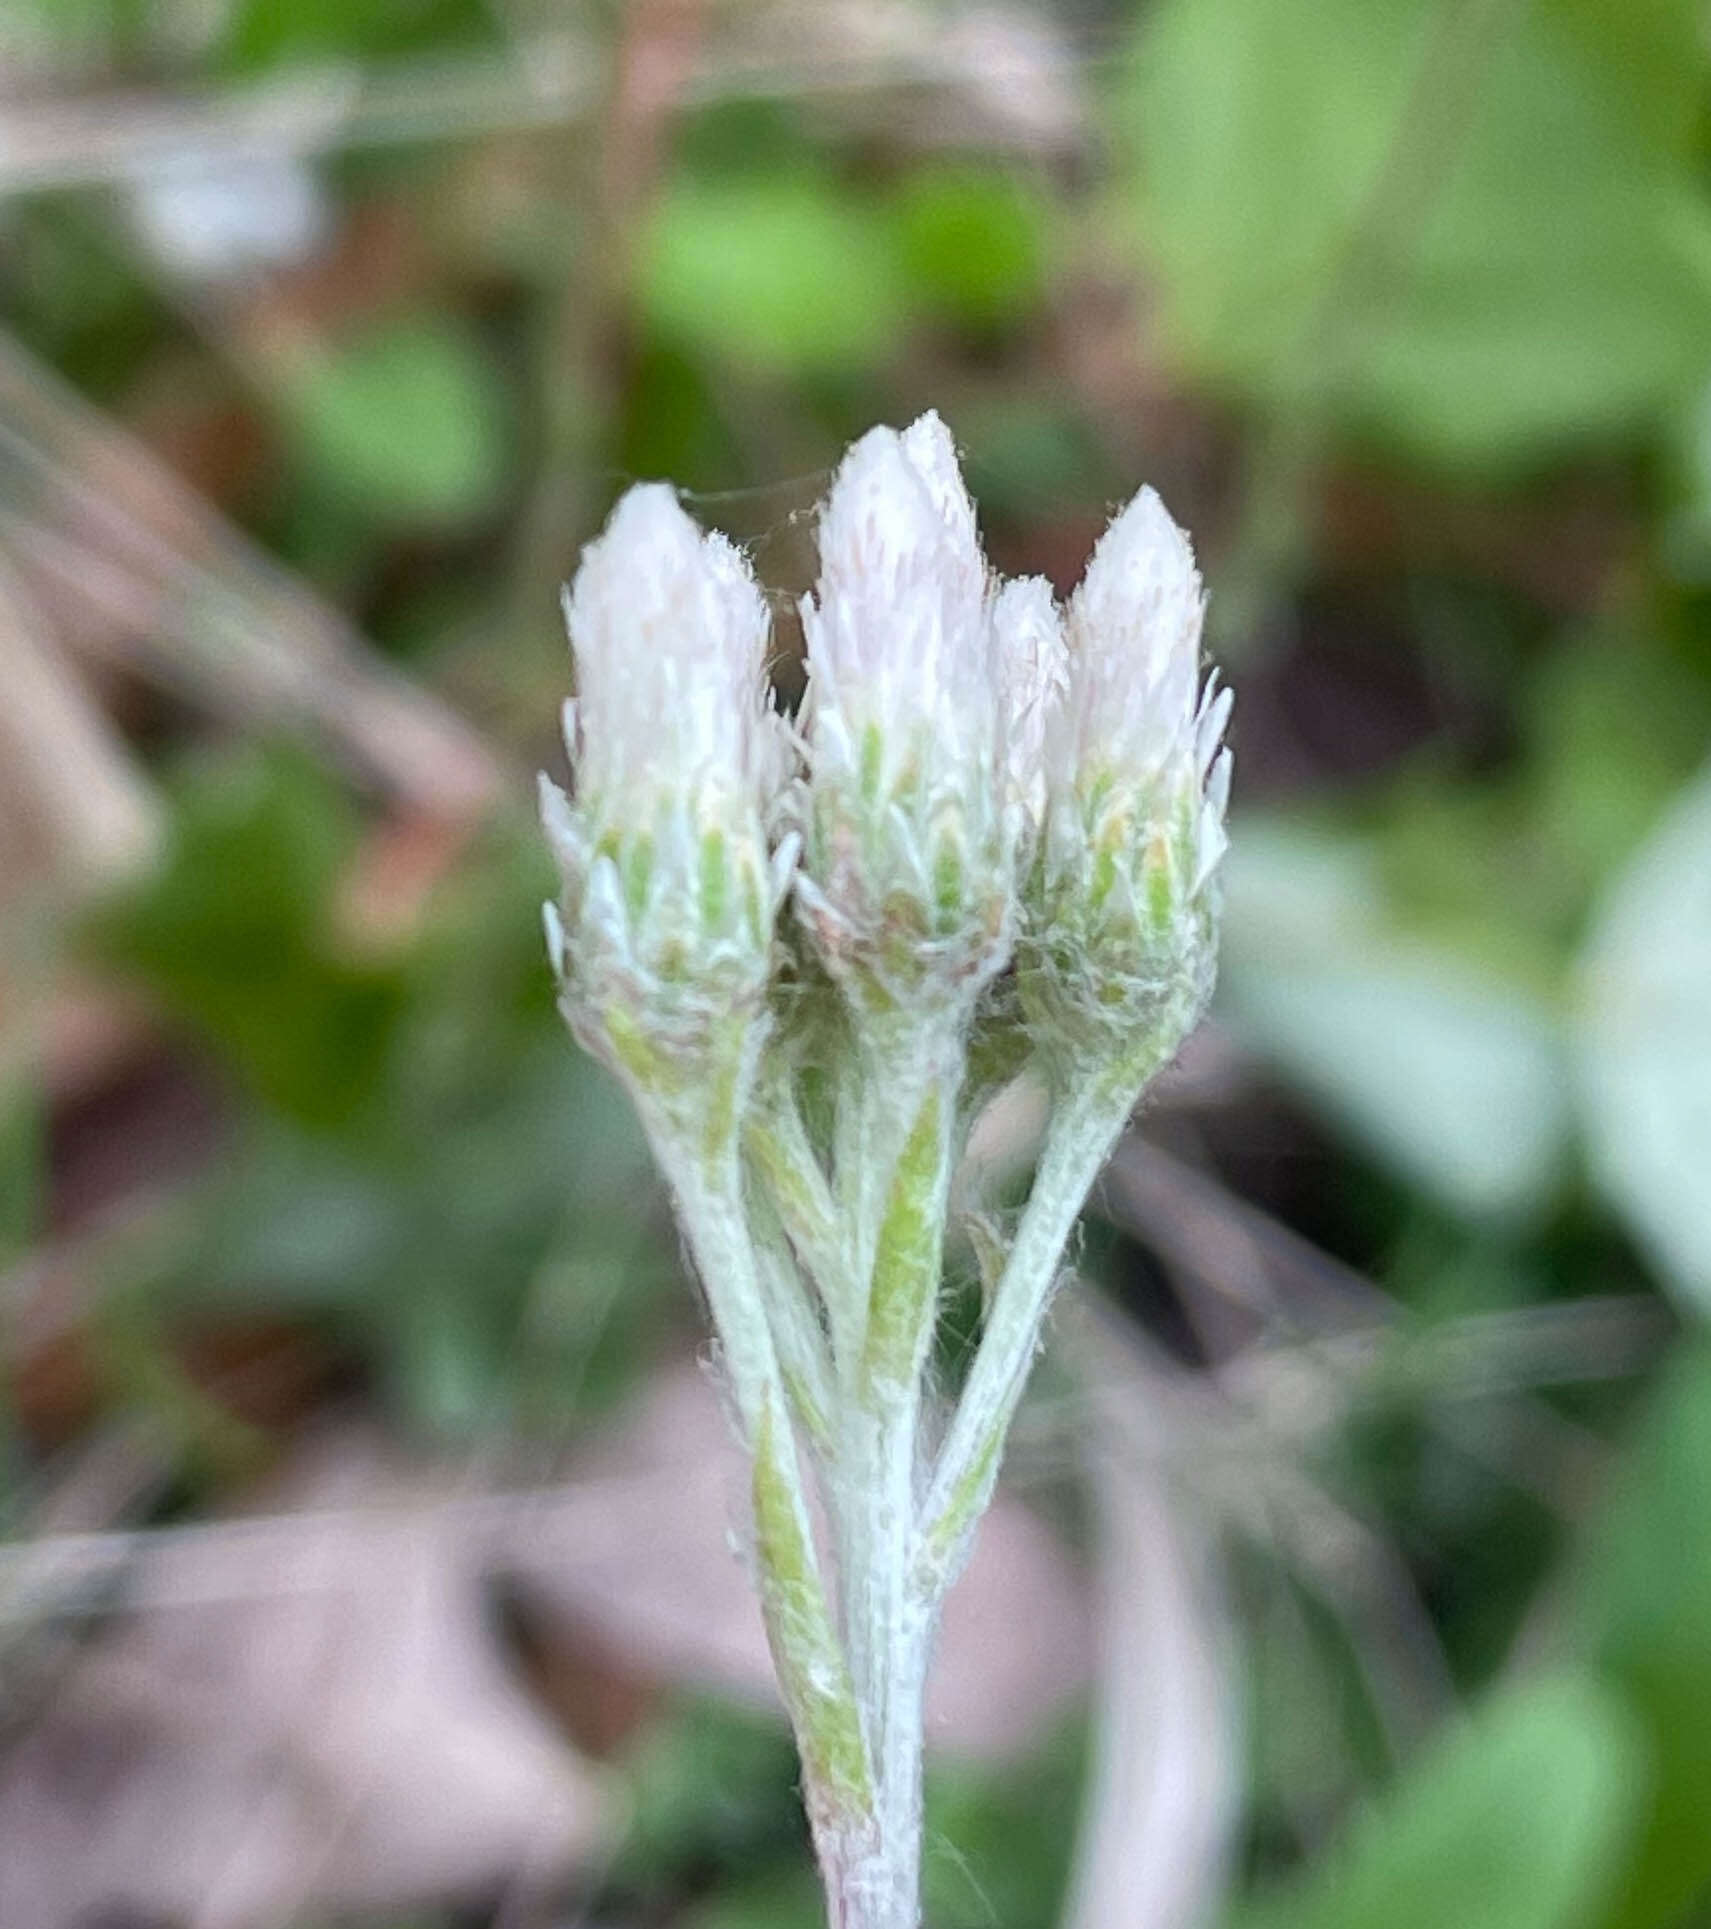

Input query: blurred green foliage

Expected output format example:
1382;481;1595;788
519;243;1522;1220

89;750;671;1438
1574;1349;1711;1928
1580;769;1711;1311
1127;0;1711;473
643;174;911;378
217;0;497;69
270;316;514;528
616;1699;1082;1929
96;751;408;1128
0;1089;42;1273
640;159;1049;379
1234;1675;1645;1929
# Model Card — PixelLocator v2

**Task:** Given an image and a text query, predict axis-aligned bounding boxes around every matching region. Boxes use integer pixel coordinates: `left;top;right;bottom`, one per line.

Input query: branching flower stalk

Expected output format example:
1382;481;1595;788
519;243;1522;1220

540;419;1231;1929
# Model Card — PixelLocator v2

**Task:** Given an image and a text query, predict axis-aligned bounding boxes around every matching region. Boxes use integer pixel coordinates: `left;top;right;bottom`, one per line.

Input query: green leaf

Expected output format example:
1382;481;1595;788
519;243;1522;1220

1232;1675;1646;1929
1577;763;1711;1311
921;1725;1083;1929
614;1696;805;1892
272;316;511;525
88;748;408;1129
219;0;497;69
1523;641;1711;909
862;1084;947;1398
1572;1348;1711;1929
1122;0;1711;472
1220;823;1572;1219
892;164;1049;332
206;1136;408;1310
683;1870;825;1929
0;1083;43;1270
391;1277;506;1435
750;1402;871;1822
955;398;1107;519
640;176;908;376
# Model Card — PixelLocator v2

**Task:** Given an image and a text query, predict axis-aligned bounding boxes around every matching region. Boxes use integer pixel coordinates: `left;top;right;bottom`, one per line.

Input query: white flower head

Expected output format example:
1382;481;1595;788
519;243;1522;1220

794;412;1017;1004
802;412;993;792
1049;484;1229;880
560;482;783;821
1024;483;1231;1069
1053;486;1204;792
540;483;793;1085
993;573;1068;840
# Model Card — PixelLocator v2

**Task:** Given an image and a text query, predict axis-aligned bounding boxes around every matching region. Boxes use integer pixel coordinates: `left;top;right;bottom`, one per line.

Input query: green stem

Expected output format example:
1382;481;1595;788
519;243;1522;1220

749;1199;834;1453
829;1402;934;1929
829;1014;964;1929
644;1106;875;1869
918;1057;1153;1589
747;1085;862;1372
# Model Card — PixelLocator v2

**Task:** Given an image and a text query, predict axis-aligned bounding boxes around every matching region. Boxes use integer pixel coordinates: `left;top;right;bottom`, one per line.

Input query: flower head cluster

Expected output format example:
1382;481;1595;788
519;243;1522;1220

538;423;1234;1928
540;419;1232;1092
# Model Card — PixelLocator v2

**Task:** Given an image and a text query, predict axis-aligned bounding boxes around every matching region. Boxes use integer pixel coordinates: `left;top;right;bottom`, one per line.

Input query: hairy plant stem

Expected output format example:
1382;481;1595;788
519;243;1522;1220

644;1018;1174;1929
641;1087;875;1876
920;1044;1168;1585
747;1074;861;1368
823;1424;932;1929
830;1351;933;1928
824;1010;964;1929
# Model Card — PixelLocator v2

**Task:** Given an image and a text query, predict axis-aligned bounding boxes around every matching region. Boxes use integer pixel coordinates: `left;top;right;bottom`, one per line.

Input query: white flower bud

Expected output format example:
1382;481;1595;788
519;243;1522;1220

796;412;1013;1006
540;483;789;1090
992;573;1068;843
562;483;783;818
1025;485;1231;1069
1053;486;1203;788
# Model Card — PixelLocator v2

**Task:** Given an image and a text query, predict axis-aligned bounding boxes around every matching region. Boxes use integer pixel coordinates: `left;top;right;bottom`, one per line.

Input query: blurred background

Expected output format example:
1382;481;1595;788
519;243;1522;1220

1;1;1709;1925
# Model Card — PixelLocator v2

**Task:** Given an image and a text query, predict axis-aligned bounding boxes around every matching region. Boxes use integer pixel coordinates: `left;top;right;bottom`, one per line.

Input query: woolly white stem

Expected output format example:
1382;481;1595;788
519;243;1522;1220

918;1056;1155;1589
825;1414;933;1929
657;1137;789;1445
828;1015;964;1929
747;1084;864;1373
643;1106;877;1878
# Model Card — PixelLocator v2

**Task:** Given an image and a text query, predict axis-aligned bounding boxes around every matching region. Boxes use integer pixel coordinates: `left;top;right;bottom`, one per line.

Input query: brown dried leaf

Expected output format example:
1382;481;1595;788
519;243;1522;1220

0;1432;614;1929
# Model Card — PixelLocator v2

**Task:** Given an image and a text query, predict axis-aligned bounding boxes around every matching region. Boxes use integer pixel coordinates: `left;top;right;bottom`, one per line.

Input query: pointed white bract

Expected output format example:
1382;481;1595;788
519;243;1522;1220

1053;486;1203;787
1024;484;1232;1070
539;483;788;1086
560;483;782;821
1051;484;1229;890
802;414;994;805
993;573;1068;842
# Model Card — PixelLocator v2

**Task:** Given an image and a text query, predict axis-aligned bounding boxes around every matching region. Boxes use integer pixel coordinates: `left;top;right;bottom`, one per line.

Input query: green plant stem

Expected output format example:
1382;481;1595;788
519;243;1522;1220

654;1128;786;1443
918;1055;1155;1586
643;1101;876;1876
747;1083;862;1369
641;1008;1172;1928
825;1014;964;1929
828;1403;935;1929
754;1226;834;1452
